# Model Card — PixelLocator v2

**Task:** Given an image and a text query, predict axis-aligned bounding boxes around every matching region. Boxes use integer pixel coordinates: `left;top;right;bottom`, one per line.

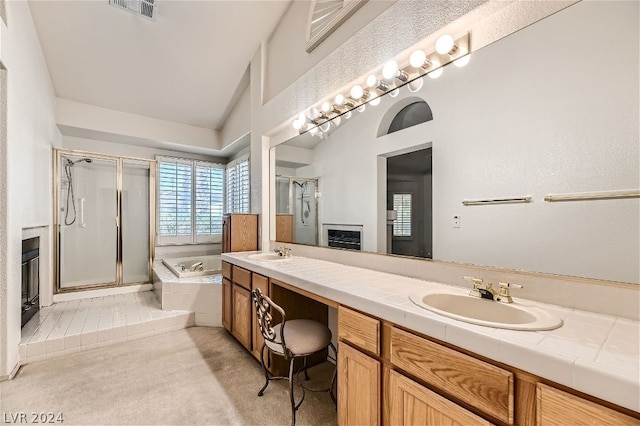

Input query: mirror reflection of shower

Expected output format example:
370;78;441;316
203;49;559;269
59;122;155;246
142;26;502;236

275;175;319;245
62;156;93;226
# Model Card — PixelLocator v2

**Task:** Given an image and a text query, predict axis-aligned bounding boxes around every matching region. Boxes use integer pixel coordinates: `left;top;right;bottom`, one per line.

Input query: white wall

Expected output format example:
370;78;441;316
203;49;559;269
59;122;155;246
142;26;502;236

0;1;59;378
265;0;396;102
220;86;250;150
291;1;639;284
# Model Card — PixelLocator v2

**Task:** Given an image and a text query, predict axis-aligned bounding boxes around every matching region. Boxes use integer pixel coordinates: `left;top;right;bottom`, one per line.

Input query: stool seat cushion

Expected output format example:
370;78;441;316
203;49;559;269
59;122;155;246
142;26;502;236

265;319;332;356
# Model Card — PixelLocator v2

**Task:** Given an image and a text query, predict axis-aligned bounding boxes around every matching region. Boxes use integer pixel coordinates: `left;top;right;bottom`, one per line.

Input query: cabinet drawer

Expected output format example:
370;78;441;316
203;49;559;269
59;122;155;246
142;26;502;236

536;383;638;426
386;368;491;426
338;306;380;355
222;261;232;280
390;327;513;424
232;265;251;290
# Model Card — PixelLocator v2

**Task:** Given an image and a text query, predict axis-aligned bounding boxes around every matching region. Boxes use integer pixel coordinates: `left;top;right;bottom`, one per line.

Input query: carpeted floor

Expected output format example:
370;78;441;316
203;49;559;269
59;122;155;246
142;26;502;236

0;327;337;425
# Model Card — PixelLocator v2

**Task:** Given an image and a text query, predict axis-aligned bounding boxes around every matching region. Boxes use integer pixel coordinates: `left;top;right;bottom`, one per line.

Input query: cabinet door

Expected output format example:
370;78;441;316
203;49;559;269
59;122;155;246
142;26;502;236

232;284;252;350
386;368;491;426
536;383;638;426
338;343;380;426
222;278;232;332
251;273;269;360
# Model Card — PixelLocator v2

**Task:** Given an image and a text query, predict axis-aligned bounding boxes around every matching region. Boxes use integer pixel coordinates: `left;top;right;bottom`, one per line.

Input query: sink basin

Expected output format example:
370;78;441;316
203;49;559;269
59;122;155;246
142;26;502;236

409;288;562;331
247;253;292;262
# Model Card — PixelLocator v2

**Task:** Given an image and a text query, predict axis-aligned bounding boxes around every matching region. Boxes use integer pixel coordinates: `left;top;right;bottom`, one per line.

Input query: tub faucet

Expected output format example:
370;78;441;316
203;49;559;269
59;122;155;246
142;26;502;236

190;262;204;272
274;246;291;257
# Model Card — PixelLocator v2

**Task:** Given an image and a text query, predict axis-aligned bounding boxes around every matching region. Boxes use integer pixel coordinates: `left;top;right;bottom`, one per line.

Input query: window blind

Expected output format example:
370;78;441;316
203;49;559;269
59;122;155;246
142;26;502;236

393;193;412;237
226;156;250;213
156;156;224;245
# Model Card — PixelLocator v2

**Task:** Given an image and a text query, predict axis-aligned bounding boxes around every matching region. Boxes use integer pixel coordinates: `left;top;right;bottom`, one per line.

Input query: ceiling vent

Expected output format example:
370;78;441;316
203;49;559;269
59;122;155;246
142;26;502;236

109;0;156;20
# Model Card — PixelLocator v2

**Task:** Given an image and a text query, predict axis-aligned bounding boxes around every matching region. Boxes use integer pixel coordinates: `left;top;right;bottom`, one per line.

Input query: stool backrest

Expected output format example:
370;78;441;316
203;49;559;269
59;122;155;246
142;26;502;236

252;288;288;351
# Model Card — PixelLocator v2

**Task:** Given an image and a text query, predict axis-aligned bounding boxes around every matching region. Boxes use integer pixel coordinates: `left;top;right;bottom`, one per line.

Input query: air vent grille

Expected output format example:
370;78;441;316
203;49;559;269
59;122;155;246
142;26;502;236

109;0;156;20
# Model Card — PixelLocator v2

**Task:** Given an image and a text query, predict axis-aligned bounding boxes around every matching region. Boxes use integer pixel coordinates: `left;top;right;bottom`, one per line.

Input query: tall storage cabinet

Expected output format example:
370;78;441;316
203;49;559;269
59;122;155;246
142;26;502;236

222;214;258;253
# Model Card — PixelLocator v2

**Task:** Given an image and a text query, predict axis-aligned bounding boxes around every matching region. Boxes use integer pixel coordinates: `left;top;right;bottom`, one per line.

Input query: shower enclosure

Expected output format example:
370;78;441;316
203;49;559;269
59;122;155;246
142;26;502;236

275;176;319;245
54;149;155;292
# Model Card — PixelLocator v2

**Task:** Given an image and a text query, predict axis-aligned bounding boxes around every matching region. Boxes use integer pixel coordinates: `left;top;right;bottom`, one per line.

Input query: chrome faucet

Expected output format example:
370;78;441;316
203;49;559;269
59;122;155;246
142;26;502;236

190;262;204;272
464;276;522;304
273;246;292;257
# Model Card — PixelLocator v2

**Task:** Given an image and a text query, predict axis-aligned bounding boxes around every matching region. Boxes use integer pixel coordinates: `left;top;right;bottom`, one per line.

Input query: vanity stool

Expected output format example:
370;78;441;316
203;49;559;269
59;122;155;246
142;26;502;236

251;288;337;426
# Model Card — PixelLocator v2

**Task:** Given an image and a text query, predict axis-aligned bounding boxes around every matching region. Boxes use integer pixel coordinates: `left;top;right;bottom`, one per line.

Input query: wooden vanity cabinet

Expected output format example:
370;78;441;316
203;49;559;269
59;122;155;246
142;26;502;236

536;383;638;426
251;273;269;360
230;265;252;350
222;213;258;253
337;306;382;425
221;262;232;332
385;367;491;426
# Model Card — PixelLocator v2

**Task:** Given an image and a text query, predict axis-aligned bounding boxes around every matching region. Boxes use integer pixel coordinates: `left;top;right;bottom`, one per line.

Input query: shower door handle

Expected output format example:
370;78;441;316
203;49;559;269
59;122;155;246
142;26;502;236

79;198;86;228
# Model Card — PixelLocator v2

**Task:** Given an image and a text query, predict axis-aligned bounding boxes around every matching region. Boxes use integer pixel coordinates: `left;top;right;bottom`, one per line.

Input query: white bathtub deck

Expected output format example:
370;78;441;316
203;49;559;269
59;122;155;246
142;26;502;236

20;291;194;365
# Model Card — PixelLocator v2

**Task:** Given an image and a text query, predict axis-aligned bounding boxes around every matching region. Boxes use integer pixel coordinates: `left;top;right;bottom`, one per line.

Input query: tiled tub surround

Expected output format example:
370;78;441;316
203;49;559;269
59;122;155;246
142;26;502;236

222;252;640;413
153;261;222;327
20;291;194;365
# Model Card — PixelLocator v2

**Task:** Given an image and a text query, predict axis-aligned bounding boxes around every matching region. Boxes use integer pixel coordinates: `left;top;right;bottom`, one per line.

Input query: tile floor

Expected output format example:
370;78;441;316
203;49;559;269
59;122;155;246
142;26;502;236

20;291;194;365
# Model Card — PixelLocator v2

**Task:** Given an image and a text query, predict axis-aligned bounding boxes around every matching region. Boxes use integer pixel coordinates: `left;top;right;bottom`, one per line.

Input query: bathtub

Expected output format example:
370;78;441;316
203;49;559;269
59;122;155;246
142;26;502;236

161;255;221;278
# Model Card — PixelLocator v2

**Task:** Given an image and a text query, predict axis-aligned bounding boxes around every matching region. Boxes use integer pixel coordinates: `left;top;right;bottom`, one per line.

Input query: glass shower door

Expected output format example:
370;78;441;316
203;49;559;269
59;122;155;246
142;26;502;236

121;159;152;284
59;154;118;289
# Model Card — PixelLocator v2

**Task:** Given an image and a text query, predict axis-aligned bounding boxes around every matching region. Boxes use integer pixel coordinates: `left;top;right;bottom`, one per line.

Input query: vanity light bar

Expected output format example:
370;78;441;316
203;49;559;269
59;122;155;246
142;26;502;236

462;196;532;206
544;189;640;202
291;32;470;136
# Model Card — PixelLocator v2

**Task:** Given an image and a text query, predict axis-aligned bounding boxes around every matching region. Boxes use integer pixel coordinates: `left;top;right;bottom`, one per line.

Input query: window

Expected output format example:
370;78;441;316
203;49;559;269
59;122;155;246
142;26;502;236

393;193;412;237
226;155;250;213
157;156;224;245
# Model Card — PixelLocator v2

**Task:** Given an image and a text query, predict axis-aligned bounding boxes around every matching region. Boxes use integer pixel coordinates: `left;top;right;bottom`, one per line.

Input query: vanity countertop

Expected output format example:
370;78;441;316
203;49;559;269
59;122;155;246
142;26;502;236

222;251;639;413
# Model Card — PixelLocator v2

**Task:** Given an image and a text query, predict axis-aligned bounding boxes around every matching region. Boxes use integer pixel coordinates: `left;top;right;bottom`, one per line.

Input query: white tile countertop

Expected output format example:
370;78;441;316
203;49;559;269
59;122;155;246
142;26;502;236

222;251;640;413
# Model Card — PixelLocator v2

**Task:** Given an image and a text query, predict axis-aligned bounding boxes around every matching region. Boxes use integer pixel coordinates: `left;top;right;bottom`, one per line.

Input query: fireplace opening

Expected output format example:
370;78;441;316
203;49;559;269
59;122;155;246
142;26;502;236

323;224;363;251
22;236;40;327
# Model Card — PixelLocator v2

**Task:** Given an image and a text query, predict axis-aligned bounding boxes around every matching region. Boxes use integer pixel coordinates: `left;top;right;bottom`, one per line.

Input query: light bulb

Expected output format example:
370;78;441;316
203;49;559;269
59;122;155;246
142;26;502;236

332;117;341;127
408;78;424;93
309;126;318;136
389;88;400;98
409;50;426;68
436;34;456;55
334;94;345;106
382;60;399;80
366;75;377;88
357;104;366;112
321;102;332;113
344;111;352;119
369;96;380;107
454;53;471;68
350;85;364;100
298;113;307;123
428;67;443;79
292;118;302;130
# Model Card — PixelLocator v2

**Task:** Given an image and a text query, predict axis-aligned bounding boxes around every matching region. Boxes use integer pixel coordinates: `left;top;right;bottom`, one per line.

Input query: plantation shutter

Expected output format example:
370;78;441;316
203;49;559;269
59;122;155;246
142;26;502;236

226;156;250;213
393;193;412;237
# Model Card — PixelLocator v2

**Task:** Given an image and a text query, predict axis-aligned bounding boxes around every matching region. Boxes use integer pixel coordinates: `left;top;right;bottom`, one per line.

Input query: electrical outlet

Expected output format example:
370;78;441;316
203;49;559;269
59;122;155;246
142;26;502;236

453;215;460;228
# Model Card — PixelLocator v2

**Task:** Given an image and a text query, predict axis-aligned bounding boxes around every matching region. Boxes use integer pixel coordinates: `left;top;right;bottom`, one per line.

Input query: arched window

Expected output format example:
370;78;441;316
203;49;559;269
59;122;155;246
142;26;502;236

387;101;433;135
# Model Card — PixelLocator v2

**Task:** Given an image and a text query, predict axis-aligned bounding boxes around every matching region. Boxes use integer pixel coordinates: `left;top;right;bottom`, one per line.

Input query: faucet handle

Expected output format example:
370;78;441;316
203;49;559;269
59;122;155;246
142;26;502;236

464;276;484;297
497;282;523;304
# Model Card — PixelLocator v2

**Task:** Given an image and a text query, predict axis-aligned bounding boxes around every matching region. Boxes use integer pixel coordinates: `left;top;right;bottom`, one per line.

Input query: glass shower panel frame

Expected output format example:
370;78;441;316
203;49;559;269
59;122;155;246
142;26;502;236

275;175;320;246
53;149;155;293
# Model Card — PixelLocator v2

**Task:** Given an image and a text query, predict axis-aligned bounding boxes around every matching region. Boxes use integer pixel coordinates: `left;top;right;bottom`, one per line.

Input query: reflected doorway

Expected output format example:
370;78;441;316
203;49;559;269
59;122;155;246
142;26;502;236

386;148;432;258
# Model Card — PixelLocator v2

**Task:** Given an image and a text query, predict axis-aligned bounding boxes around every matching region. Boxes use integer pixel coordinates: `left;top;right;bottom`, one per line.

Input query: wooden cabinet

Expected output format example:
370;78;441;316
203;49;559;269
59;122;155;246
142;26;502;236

275;214;294;243
338;306;380;355
536;383;638;426
338;342;380;426
222;278;232;331
232;284;252;350
389;327;514;424
222;213;258;253
251;273;269;360
385;368;491;426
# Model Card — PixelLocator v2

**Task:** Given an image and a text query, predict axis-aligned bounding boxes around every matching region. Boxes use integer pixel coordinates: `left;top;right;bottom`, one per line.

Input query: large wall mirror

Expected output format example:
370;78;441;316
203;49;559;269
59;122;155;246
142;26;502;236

271;1;639;285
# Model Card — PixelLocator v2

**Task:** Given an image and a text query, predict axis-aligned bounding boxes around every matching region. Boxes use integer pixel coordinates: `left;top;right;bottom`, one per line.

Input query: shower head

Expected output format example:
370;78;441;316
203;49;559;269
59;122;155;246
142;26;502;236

66;158;93;166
